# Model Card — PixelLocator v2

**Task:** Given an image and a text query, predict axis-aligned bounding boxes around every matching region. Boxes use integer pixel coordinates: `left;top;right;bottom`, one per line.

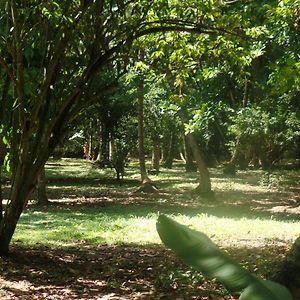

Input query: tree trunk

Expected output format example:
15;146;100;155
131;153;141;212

230;138;249;170
137;75;149;182
242;78;248;108
100;119;110;162
151;138;160;171
0;137;5;222
88;132;93;160
273;237;300;300
163;131;176;169
0;165;2;224
37;165;49;205
0;159;38;256
184;135;197;172
137;49;151;183
186;133;213;198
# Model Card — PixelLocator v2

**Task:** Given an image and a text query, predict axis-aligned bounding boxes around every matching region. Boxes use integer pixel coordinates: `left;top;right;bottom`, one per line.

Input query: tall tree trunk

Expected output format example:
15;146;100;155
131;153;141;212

163;131;177;169
273;237;300;300
95;119;103;161
0;165;2;224
186;133;213;197
242;78;248;108
37;165;49;205
137;49;151;183
88;127;93;160
137;75;149;182
184;135;197;172
230;138;249;170
151;138;160;171
100;119;110;162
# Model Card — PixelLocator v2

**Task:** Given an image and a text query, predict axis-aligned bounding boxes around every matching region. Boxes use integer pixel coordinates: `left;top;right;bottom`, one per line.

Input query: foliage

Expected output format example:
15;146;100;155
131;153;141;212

229;106;300;167
156;214;293;300
1;0;299;255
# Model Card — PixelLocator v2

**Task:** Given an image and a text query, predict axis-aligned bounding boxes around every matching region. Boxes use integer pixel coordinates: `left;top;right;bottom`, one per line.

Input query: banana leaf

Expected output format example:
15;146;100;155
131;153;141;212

156;214;292;300
239;280;293;300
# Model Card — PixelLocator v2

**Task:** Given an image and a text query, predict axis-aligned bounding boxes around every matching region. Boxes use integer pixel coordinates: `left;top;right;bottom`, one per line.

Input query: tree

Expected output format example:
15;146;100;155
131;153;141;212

36;165;49;205
2;0;237;255
274;236;300;300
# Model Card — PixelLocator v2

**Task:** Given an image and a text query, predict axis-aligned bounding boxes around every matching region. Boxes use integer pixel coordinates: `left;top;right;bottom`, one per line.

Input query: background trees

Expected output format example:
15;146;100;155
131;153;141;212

0;0;236;255
0;0;299;256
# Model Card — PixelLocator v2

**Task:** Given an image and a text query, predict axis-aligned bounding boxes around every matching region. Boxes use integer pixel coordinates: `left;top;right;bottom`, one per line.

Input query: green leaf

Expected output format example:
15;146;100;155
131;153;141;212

3;152;10;172
156;215;292;300
240;280;292;300
156;214;254;292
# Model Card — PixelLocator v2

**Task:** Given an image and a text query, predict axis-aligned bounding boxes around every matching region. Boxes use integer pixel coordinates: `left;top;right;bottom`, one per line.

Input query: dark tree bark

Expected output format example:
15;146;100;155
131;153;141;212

0;165;2;224
151;137;160;172
37;165;49;205
184;135;197;172
162;131;176;169
87;121;93;160
100;119;110;162
0;151;40;255
229;138;249;170
273;237;300;300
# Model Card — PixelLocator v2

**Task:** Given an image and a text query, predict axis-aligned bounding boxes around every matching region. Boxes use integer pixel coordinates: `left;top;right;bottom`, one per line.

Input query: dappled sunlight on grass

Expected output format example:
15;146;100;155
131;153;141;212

13;205;300;251
2;158;300;300
8;158;298;257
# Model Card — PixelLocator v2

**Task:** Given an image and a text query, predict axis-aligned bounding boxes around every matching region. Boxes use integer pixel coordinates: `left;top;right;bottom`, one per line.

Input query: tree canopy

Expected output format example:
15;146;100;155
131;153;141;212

0;0;299;257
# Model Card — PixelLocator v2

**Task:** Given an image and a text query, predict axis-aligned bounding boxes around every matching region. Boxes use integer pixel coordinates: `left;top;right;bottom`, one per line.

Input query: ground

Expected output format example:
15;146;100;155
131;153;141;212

0;159;299;299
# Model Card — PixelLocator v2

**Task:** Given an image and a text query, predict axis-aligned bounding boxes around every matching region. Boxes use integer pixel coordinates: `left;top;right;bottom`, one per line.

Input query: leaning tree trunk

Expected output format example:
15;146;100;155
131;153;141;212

37;165;49;205
273;236;300;300
186;133;213;198
184;135;197;172
0;148;41;255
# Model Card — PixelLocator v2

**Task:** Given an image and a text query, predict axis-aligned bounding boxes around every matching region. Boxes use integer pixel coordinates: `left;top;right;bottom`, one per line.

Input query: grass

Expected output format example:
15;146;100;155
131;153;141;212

11;158;299;248
2;158;299;299
14;208;299;248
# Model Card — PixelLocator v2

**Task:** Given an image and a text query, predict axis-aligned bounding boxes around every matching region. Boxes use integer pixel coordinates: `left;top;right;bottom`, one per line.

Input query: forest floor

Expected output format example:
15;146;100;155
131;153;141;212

0;158;299;299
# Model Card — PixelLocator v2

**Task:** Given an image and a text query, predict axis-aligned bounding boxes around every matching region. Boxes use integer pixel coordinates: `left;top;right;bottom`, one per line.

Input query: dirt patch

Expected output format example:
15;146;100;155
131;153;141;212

0;243;289;300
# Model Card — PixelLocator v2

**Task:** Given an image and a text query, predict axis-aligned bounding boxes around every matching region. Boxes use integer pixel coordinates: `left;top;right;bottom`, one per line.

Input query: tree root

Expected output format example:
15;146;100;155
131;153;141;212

134;180;159;193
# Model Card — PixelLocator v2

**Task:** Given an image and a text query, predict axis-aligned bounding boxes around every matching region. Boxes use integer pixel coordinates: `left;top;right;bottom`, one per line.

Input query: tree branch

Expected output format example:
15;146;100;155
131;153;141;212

0;57;17;85
135;20;248;40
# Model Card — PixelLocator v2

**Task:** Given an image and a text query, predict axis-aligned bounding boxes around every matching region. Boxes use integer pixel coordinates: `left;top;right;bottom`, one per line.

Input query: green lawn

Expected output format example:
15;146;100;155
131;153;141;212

1;158;299;299
13;158;299;249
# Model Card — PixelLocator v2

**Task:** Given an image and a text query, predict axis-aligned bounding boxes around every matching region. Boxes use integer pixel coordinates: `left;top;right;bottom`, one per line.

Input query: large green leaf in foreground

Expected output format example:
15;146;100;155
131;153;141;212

156;214;292;300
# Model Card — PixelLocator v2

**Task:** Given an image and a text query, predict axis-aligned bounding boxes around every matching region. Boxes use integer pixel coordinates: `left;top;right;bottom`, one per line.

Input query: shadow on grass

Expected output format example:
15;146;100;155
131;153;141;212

47;176;141;188
0;242;288;300
31;184;300;222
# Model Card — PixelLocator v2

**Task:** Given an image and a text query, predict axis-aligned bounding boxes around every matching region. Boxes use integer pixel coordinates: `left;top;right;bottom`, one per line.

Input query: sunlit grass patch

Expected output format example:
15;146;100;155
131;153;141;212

11;158;299;255
46;158;114;180
13;207;300;250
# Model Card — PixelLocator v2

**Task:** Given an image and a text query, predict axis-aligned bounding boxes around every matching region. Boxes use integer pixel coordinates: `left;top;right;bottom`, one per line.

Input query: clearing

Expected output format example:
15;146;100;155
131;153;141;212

0;158;299;299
